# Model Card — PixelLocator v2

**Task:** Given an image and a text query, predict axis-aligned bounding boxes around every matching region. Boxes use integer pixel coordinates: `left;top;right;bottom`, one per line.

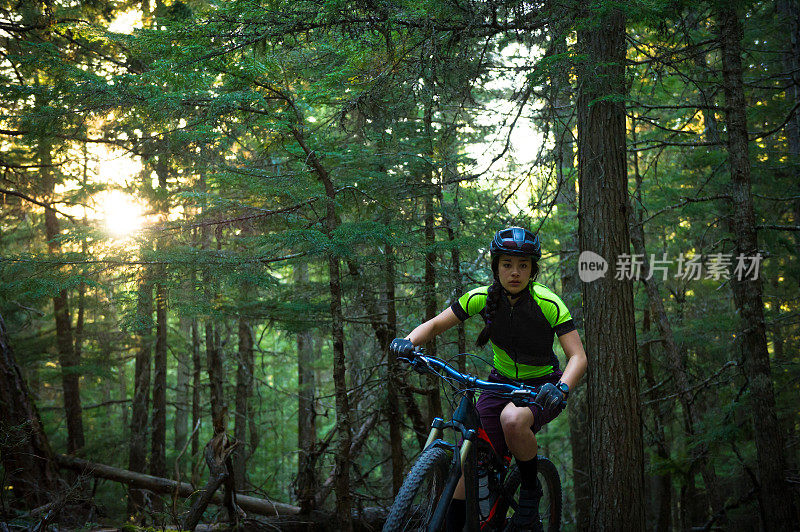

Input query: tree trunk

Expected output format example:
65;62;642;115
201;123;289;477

234;316;254;491
291;127;352;531
328;239;352;531
777;0;800;288
640;308;672;532
717;6;796;528
41;139;84;455
441;186;466;368
550;27;590;531
629;118;723;525
423;106;442;422
128;267;153;515
191;319;202;485
181;434;243;531
557;133;591;532
206;322;226;434
0;312;60;507
150;282;167;480
576;7;646;529
150;153;169;482
296;262;318;513
175;316;191;456
119;354;128;437
205;227;227;436
629;129;671;532
385;244;404;495
342;228;409;496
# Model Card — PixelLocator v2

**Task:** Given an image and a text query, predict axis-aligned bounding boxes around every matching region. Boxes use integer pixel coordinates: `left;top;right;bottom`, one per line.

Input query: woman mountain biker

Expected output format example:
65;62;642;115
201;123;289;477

389;226;588;532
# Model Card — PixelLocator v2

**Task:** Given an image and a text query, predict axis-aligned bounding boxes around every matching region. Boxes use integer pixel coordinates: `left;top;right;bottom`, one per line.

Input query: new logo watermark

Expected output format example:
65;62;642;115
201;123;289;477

578;251;609;283
578;252;763;283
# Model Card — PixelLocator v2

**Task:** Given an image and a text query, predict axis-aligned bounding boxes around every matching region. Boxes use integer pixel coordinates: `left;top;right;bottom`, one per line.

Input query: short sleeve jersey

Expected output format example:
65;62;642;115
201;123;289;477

450;282;576;379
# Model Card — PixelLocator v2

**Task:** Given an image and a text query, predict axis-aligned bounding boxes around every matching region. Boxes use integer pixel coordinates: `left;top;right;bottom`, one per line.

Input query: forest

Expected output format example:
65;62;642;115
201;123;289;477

1;0;799;530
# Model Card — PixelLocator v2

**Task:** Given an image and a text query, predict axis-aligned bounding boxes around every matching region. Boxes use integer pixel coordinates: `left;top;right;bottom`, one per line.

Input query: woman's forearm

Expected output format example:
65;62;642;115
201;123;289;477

406;320;436;346
405;307;461;347
557;330;588;390
560;352;587;390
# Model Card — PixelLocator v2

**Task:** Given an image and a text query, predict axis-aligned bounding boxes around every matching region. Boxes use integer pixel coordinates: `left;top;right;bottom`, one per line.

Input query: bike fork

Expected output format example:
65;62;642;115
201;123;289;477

424;417;445;450
427;436;476;532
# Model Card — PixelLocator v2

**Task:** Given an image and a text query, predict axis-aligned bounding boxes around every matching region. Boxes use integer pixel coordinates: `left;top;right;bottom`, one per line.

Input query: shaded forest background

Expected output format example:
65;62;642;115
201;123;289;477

1;0;799;530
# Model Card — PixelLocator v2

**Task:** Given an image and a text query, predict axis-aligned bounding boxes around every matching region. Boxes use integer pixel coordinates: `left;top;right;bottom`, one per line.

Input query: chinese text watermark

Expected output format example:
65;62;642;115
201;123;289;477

578;251;763;283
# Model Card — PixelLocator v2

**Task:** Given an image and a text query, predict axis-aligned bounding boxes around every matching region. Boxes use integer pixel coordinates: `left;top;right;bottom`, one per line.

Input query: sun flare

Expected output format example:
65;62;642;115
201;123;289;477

101;190;145;238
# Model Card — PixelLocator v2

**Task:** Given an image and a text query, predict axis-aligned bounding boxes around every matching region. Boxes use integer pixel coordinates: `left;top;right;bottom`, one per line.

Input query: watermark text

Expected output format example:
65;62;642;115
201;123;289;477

579;252;763;283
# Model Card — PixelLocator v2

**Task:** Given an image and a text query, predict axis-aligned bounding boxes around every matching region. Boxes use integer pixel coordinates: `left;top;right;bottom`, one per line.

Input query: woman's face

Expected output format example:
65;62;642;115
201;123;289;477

497;254;533;294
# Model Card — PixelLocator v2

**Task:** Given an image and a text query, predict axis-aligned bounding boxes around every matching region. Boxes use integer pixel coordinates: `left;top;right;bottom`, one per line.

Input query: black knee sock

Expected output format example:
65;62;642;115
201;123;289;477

516;456;539;491
446;498;466;532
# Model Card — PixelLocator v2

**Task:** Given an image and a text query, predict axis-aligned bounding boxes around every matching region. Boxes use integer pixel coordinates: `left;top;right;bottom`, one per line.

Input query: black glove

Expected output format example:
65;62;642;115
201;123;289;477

535;382;566;413
389;338;415;357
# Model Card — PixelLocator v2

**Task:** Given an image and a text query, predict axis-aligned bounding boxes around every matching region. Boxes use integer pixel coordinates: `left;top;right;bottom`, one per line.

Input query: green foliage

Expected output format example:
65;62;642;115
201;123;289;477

1;0;798;529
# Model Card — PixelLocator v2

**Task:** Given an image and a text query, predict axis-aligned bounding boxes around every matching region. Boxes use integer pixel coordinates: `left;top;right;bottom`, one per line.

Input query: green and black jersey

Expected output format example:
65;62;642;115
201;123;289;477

450;282;576;380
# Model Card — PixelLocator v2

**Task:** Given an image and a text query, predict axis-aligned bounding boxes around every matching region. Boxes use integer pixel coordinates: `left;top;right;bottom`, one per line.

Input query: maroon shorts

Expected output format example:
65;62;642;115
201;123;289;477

475;368;565;459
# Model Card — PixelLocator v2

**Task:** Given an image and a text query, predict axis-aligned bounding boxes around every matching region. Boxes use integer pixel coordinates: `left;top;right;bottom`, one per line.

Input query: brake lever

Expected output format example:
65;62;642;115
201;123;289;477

398;351;430;375
510;389;534;407
410;356;431;375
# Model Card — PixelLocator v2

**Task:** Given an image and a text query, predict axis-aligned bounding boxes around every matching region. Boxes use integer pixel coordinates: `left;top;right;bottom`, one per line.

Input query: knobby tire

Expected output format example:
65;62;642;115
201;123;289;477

383;445;453;531
496;456;562;532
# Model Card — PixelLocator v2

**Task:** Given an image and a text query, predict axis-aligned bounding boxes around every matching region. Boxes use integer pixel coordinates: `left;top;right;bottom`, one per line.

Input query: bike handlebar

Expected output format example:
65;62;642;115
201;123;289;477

399;349;542;406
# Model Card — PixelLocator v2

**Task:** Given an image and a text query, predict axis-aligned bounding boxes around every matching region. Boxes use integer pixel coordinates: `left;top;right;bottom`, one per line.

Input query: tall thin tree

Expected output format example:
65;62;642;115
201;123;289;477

576;5;646;529
717;4;796;528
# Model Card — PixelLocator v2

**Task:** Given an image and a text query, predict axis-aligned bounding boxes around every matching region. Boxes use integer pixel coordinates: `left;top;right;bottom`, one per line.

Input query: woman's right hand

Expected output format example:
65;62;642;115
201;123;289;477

389;338;415;357
535;382;566;414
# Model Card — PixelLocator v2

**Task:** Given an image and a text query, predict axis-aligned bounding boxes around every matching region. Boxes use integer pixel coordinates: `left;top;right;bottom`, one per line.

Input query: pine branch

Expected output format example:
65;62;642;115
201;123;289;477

641;361;737;406
749;99;800;141
0;188;76;221
640;194;732;225
757;224;800;231
0;159;65;170
753;194;800;201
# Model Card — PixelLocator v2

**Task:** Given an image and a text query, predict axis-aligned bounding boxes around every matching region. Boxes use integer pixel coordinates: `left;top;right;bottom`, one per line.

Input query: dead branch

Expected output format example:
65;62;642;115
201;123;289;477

182;433;242;531
54;454;300;517
314;411;381;508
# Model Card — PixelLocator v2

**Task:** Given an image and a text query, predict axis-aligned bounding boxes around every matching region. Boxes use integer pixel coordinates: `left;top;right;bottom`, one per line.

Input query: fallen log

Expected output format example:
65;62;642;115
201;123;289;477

55;454;300;517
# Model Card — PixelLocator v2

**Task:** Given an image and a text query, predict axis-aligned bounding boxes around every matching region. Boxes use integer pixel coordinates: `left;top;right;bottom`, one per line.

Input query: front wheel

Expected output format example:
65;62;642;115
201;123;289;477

494;456;562;532
383;445;453;531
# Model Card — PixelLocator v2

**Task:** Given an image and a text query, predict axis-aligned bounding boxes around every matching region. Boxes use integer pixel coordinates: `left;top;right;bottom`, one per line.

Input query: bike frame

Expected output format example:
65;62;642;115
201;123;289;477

406;354;542;532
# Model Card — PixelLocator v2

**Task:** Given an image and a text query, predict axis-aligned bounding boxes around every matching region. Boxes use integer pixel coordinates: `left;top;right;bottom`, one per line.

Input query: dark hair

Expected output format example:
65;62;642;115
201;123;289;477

476;256;540;348
476;279;502;348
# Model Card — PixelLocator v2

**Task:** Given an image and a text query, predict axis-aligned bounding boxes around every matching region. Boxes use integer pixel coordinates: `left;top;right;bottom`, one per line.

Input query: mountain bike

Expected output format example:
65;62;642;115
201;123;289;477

383;349;562;532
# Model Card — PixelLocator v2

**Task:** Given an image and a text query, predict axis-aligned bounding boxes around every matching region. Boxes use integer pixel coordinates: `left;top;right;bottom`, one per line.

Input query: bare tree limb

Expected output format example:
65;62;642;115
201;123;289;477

313;411;381;508
55;454;299;517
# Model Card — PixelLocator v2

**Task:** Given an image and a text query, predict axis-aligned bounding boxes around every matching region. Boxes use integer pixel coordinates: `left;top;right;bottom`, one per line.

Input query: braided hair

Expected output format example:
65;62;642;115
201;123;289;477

476;278;502;347
475;255;540;348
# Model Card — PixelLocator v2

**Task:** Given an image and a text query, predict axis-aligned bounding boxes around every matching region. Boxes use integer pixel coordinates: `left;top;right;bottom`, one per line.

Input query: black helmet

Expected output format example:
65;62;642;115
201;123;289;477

490;227;541;261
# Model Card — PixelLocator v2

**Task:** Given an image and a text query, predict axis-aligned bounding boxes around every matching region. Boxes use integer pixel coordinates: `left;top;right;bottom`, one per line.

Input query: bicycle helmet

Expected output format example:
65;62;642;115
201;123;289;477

489;227;541;261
